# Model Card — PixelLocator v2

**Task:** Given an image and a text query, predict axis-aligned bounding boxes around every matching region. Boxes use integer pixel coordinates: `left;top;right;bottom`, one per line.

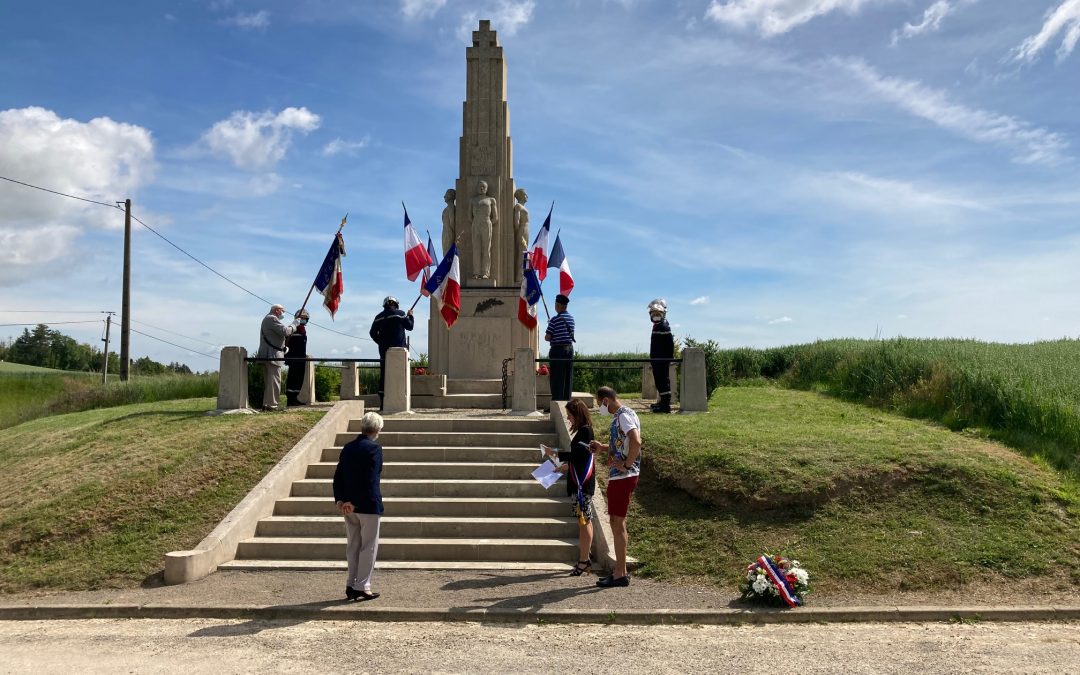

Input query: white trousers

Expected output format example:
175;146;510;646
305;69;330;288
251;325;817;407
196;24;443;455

344;512;381;591
263;363;282;408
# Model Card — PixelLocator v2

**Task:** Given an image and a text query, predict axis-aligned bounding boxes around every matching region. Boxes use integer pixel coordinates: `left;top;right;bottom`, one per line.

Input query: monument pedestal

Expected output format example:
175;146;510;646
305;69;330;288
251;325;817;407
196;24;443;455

429;287;538;379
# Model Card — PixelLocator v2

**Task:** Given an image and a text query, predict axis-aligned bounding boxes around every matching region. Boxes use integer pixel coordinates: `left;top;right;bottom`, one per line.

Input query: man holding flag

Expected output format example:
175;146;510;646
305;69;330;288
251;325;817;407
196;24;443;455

369;297;414;410
544;294;575;402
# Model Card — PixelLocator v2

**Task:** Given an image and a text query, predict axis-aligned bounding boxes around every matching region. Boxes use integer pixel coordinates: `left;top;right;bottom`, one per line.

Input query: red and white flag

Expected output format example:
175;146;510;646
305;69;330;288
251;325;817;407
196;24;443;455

403;204;433;281
425;243;461;328
528;203;552;281
313;230;346;319
547;233;574;297
517;268;541;330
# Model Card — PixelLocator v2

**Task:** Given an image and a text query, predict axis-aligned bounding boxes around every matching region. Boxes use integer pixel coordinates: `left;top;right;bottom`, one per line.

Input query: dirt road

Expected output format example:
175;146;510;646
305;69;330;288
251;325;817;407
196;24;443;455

1;619;1077;673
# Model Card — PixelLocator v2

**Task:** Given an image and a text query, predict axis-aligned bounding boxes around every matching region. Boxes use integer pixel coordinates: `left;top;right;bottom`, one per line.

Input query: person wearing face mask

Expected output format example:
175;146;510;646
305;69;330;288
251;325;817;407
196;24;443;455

284;309;311;407
647;298;675;414
588;386;641;588
333;411;385;602
255;303;301;411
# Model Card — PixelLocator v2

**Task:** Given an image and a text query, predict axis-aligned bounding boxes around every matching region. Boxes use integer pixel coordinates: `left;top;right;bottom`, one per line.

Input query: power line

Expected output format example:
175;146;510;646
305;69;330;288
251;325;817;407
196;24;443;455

128;327;217;360
0;320;103;327
126;318;220;348
0;310;110;314
0;175;122;210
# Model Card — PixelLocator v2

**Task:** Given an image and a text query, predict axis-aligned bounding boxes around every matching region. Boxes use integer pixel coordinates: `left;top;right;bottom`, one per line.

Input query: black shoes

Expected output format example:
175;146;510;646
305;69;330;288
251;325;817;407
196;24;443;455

345;586;379;601
596;575;630;588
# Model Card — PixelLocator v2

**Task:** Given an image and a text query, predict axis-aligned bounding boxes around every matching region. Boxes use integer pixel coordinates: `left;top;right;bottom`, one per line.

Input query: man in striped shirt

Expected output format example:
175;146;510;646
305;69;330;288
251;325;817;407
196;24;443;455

544;294;575;402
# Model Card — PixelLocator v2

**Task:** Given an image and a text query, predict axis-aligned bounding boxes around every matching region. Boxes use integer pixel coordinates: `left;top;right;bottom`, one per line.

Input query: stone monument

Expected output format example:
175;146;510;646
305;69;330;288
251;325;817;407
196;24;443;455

429;20;538;378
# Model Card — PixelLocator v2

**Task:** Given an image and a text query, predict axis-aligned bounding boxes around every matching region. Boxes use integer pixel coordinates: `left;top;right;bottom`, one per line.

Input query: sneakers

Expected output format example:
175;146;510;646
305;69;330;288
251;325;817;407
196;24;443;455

595;574;631;588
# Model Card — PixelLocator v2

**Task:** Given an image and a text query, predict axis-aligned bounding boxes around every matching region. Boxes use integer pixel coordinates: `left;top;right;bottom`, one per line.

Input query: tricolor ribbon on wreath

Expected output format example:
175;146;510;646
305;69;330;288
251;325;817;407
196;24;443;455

757;554;801;608
571;453;594;526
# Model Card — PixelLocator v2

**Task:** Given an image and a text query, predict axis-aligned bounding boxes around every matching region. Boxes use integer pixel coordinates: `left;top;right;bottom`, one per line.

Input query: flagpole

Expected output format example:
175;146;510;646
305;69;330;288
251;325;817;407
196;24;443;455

298;214;347;316
408;293;423;312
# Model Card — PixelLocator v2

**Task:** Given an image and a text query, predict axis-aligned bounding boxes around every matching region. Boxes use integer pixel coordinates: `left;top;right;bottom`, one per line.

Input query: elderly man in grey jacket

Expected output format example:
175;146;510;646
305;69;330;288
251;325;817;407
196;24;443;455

256;304;300;411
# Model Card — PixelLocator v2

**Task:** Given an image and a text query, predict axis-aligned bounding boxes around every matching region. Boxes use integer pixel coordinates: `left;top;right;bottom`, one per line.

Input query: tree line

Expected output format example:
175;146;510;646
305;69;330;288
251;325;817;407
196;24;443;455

0;324;194;375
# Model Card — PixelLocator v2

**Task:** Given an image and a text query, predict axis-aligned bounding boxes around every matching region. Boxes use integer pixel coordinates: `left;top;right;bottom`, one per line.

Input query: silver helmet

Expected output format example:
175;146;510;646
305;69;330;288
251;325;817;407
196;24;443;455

647;298;668;317
383;296;399;308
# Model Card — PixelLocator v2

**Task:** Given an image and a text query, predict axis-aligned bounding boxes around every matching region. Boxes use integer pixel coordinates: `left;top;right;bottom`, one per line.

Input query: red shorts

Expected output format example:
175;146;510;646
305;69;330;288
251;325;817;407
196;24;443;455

606;476;639;518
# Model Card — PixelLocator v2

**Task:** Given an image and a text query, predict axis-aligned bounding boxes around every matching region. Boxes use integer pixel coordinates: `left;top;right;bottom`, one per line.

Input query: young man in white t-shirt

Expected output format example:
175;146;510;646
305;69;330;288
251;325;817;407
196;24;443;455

588;385;640;588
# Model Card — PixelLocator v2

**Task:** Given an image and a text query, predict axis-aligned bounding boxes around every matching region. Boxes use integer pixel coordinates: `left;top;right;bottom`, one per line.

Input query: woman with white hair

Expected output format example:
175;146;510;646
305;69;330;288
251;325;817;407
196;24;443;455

333;411;385;601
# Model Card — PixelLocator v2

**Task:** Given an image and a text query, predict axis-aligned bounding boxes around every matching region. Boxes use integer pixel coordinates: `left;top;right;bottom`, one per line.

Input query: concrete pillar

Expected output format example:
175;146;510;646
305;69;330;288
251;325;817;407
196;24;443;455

642;362;679;401
340;362;360;400
383;347;411;414
298;361;316;405
680;347;708;412
512;347;537;414
217;347;249;410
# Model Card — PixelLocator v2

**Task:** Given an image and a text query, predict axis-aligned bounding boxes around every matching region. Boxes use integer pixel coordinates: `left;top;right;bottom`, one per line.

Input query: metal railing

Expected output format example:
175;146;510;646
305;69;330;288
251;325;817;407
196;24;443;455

501;356;682;407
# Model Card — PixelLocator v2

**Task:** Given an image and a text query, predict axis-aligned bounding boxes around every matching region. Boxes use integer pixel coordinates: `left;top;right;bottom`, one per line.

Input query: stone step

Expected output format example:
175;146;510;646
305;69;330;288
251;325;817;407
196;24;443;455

320;446;541;463
291;478;556;499
335;431;558;447
218;560;574;572
235;537;578;562
255;516;578;539
416;393;505;409
305;461;541;480
445;378;502;395
274;496;570;518
366;417;552;433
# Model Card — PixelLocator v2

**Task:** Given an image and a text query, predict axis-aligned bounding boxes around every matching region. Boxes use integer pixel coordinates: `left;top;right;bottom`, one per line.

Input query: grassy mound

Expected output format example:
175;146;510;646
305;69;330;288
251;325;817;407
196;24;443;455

623;386;1080;593
0;398;323;592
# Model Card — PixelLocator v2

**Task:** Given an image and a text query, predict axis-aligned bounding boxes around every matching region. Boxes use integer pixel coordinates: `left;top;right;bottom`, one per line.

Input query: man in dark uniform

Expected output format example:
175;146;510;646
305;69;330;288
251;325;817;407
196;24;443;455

284;309;310;407
648;298;675;413
544;294;575;402
369;296;414;409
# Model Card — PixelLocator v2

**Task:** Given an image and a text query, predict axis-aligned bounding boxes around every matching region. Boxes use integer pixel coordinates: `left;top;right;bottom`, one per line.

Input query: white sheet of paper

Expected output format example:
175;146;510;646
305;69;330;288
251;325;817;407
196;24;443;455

531;461;563;489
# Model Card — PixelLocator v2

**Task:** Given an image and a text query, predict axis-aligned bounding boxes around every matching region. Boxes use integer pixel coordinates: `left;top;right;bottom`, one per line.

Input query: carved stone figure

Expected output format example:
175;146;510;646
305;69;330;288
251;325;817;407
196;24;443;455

441;188;457;256
469;180;498;279
513;188;529;282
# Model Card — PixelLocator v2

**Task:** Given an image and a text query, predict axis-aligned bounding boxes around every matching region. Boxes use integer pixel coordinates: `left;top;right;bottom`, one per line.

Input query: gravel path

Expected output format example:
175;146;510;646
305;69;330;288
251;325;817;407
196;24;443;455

1;619;1077;673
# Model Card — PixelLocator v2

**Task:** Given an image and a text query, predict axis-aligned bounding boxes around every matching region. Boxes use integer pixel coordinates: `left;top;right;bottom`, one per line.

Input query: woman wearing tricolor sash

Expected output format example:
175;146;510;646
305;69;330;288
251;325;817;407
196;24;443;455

542;399;596;576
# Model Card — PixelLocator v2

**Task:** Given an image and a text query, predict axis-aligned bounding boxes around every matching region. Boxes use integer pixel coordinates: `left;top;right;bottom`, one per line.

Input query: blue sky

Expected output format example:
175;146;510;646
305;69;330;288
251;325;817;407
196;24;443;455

2;0;1079;370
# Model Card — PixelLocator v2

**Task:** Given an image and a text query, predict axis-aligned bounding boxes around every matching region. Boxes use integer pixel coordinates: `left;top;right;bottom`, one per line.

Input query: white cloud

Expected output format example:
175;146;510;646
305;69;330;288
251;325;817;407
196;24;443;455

221;10;270;31
690;296;710;305
401;0;447;20
706;0;895;37
840;59;1069;165
768;316;794;324
891;1;977;46
200;107;320;170
1011;0;1080;64
459;1;535;42
322;136;370;157
0;107;155;281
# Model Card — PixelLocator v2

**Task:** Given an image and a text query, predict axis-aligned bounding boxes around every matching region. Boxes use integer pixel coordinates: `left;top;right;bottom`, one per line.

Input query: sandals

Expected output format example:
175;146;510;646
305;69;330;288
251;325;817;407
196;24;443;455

569;560;592;576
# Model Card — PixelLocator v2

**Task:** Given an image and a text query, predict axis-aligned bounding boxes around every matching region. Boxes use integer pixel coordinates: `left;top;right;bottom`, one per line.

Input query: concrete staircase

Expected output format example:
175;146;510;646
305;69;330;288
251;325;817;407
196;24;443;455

220;415;578;572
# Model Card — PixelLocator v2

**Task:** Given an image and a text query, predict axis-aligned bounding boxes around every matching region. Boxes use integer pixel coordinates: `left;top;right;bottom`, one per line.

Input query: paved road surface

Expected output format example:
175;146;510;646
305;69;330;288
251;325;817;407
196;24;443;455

0;619;1077;673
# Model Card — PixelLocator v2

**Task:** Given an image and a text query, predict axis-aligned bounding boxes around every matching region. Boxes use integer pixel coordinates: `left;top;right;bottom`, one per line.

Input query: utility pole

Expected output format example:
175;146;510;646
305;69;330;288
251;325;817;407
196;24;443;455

120;198;131;382
101;312;114;385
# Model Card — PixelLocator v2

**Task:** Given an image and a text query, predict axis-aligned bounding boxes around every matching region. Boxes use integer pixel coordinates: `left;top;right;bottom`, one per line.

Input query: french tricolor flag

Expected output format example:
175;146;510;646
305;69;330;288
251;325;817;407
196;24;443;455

313;232;346;319
420;236;439;297
528;203;552;281
517;267;542;330
547;233;574;297
403;204;433;282
424;244;461;328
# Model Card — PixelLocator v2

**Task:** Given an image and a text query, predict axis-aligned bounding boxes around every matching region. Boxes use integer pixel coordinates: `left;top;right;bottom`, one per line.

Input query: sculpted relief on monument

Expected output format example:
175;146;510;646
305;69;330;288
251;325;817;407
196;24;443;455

469;180;498;279
513;188;529;282
441;188;457;256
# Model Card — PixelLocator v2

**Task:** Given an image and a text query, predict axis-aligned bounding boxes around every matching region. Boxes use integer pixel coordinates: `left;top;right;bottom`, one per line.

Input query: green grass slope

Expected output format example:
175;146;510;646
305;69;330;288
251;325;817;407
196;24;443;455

0;398;323;592
623;386;1080;595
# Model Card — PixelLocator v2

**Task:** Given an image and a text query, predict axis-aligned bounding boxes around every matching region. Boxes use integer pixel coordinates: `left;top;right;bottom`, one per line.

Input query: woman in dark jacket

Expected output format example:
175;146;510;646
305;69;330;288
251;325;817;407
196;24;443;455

333;411;384;601
542;398;596;576
284;309;309;407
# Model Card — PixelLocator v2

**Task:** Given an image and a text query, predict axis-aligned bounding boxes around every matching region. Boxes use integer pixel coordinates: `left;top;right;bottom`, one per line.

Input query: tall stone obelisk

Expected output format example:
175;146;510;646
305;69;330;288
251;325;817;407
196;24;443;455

429;20;538;379
457;19;517;287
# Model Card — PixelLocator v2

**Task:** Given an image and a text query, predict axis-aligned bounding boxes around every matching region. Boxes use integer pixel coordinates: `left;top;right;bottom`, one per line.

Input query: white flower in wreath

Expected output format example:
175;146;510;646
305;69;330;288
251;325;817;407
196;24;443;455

792;568;809;585
752;576;770;595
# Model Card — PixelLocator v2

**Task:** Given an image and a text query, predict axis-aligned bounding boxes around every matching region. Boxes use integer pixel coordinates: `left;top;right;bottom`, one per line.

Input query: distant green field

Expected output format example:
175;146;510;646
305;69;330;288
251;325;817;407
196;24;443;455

0;368;217;430
699;338;1080;475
